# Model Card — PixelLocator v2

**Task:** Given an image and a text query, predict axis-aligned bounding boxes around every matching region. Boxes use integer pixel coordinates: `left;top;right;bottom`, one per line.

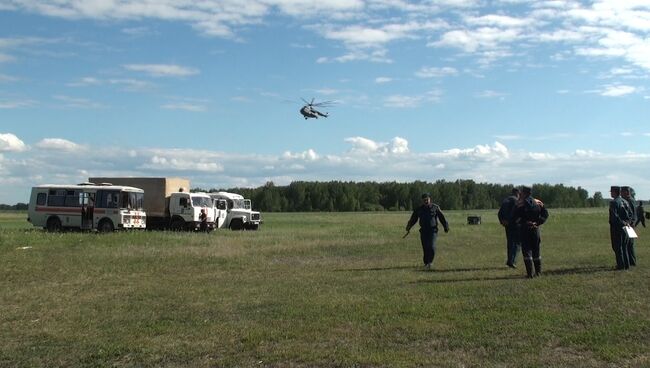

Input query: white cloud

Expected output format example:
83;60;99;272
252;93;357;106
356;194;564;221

3;137;650;203
384;90;442;108
415;66;458;78
476;90;508;98
344;136;409;155
142;155;223;172
161;103;207;112
52;95;105;109
443;141;509;160
0;99;35;109
123;64;199;77
430;27;521;53
35;138;82;152
282;149;319;161
599;84;638;97
0;133;27;152
375;77;393;83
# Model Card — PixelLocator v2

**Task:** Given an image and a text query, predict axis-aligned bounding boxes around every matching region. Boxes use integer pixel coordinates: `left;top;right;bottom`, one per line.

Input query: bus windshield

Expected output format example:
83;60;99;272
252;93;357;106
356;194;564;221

120;191;144;210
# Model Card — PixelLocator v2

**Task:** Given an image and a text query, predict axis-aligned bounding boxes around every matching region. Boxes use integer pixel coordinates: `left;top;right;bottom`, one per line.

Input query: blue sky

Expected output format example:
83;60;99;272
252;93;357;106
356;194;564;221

1;0;650;204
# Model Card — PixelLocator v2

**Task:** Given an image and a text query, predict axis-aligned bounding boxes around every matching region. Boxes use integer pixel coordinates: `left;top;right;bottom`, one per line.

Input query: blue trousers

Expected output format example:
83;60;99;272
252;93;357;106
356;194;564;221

505;225;520;265
420;228;438;265
610;227;630;269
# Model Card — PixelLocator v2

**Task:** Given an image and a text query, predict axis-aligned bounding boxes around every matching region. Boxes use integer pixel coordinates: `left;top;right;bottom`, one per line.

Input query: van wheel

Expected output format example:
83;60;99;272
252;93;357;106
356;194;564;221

229;219;244;231
98;219;114;233
171;218;186;231
46;217;62;232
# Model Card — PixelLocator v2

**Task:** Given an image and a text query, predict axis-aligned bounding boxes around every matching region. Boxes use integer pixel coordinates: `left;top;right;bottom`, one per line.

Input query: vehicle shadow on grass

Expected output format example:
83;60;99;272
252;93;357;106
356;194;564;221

413;265;615;284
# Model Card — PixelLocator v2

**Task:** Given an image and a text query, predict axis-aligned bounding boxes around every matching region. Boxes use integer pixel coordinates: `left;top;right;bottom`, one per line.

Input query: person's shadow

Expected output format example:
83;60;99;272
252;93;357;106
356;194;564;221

413;265;614;284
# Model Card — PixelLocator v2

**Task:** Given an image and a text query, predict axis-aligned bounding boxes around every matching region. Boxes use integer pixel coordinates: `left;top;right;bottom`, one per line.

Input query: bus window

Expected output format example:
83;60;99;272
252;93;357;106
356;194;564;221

36;193;46;206
47;189;66;206
65;190;81;207
96;190;119;208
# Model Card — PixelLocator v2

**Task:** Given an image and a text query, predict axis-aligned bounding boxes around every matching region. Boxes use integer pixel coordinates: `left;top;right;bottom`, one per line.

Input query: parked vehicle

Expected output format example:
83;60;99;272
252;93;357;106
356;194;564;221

27;183;146;232
89;177;215;231
209;191;262;230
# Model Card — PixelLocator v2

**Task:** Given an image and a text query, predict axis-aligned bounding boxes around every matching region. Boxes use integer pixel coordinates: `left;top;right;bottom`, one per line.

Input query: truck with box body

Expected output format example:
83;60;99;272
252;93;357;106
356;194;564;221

209;191;262;230
89;177;217;231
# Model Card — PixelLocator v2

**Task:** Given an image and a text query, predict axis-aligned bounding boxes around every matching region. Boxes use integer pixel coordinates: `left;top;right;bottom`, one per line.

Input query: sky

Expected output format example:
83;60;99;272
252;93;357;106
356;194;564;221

1;0;650;205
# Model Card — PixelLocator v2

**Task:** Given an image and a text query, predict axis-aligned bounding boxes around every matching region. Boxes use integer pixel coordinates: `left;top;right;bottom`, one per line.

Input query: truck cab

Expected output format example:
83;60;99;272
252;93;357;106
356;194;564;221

209;192;262;230
169;192;216;231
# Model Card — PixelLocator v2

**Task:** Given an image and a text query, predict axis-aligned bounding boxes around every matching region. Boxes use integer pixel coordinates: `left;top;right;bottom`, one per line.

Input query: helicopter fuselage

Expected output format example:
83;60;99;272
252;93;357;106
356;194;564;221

300;105;328;119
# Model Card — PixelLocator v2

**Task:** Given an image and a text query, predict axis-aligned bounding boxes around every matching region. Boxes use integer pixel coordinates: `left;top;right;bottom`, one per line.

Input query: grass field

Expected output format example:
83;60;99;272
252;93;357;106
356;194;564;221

1;209;649;367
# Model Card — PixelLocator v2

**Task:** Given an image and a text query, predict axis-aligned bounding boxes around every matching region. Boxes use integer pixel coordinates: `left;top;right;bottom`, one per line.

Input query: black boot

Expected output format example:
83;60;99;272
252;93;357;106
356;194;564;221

524;260;534;278
533;259;542;277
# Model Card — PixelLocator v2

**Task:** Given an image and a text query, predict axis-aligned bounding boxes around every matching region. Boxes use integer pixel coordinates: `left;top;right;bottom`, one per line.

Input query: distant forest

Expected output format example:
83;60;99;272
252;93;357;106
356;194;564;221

0;203;28;211
201;180;609;212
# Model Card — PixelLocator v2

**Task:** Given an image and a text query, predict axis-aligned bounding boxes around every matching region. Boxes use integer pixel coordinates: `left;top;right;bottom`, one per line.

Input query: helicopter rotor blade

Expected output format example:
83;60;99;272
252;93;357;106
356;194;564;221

311;100;335;107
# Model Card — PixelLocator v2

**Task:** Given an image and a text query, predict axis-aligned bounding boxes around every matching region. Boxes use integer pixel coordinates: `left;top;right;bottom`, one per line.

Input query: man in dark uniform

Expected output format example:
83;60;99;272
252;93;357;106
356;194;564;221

512;186;549;278
406;193;450;270
498;187;520;268
609;186;631;270
621;186;637;266
636;200;646;228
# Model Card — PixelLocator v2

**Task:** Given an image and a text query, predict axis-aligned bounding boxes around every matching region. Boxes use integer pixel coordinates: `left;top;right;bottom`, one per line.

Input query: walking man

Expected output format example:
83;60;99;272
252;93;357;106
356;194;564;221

609;186;631;270
406;193;450;270
512;186;549;278
498;187;520;268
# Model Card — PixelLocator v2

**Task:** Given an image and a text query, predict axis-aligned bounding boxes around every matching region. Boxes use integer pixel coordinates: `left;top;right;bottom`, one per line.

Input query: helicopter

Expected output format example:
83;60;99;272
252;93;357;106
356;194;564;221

299;98;334;119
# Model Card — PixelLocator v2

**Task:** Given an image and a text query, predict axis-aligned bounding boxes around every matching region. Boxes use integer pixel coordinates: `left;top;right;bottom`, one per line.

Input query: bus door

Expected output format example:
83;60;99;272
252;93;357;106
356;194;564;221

80;192;94;230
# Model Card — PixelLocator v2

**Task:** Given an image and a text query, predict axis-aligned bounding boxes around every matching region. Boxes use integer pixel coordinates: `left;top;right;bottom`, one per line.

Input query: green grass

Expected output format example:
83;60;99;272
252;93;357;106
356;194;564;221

1;209;649;367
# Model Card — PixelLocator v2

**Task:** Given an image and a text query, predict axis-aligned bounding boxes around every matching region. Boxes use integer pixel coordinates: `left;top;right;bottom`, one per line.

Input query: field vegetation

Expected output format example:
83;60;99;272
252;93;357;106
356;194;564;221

1;209;648;367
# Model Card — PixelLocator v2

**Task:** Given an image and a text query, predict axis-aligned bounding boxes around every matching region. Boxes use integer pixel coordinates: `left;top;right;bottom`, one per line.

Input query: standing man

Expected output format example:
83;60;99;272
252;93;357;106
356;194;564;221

609;186;631;270
621;186;637;266
199;208;208;232
498;187;520;269
636;200;646;228
406;193;450;271
512;186;549;278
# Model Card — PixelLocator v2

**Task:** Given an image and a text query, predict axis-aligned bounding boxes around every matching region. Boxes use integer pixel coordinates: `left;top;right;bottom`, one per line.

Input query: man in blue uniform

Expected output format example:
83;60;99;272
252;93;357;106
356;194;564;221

406;193;449;270
609;186;631;270
621;186;637;266
512;186;549;278
636;200;646;228
498;187;520;268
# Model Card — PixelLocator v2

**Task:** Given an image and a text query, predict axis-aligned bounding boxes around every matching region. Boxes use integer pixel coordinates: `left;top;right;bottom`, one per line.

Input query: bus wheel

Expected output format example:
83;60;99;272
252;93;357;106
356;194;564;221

98;219;114;233
229;219;244;231
46;217;62;232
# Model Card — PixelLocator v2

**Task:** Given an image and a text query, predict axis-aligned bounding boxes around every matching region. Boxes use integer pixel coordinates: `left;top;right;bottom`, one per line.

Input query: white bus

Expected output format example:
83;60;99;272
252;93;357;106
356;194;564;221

27;183;146;232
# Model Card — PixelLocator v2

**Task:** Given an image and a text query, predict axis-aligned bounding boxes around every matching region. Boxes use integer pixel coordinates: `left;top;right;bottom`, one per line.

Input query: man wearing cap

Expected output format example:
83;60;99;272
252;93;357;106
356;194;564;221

621;186;637;266
609;186;631;270
498;187;520;269
512;186;549;278
405;193;450;270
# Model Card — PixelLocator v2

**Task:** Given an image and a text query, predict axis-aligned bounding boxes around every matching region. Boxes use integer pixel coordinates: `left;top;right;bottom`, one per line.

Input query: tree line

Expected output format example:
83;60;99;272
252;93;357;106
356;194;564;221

200;180;608;212
0;203;28;210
